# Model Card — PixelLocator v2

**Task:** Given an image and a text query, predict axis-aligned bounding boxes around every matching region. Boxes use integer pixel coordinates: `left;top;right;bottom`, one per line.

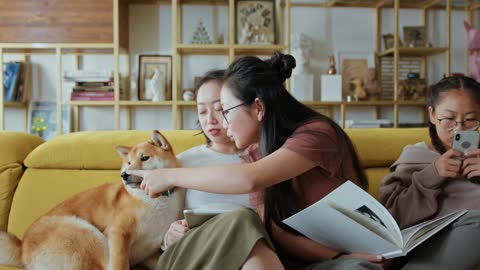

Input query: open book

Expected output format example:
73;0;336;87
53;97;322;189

283;181;467;259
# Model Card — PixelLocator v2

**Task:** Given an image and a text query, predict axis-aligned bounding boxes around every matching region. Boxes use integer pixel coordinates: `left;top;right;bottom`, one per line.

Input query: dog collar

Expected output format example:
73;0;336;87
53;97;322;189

162;187;176;197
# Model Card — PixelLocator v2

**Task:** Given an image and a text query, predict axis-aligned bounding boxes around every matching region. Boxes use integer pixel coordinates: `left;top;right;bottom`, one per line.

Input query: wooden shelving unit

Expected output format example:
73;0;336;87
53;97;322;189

2;0;479;133
286;0;476;127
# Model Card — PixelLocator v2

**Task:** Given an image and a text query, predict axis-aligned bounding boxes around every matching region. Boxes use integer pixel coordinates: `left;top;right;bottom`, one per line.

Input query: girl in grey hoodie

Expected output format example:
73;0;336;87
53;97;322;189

380;75;480;270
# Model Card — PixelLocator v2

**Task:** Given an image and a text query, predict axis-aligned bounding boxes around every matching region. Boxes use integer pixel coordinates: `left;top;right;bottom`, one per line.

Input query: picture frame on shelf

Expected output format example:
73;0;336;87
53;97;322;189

138;55;172;101
382;33;403;50
403;26;426;47
337;51;375;100
28;101;70;141
235;0;276;45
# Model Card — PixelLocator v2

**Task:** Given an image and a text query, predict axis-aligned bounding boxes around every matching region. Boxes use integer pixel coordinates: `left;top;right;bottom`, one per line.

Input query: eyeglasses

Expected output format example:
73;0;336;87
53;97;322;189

221;102;248;124
437;118;480;131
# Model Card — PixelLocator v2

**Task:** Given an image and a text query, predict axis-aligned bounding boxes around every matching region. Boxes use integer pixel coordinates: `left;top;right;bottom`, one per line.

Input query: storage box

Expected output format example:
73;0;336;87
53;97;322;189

321;75;342;101
291;73;314;101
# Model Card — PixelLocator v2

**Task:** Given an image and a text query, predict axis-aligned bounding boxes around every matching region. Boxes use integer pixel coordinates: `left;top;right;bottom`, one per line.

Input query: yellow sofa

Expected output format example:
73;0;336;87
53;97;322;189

0;128;430;270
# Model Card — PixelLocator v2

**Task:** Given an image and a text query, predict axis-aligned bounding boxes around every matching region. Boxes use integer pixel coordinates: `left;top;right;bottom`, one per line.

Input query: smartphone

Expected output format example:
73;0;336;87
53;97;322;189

451;130;480;154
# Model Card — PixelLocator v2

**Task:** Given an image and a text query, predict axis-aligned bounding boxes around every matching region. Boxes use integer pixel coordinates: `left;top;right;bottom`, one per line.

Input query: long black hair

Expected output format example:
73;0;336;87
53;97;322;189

194;69;225;144
427;75;480;154
223;52;368;235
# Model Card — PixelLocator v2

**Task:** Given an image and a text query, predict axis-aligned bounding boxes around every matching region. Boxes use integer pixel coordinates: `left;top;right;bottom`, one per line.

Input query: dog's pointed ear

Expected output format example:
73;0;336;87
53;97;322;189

115;145;131;158
151;130;171;151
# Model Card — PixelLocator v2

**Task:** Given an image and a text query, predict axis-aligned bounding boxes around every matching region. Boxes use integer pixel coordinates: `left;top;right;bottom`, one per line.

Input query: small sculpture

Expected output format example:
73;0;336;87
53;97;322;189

364;68;381;100
149;69;165;102
240;22;259;45
191;19;212;44
183;89;195;101
130;71;138;101
291;33;313;75
469;51;480;81
350;78;368;101
327;55;337;75
464;21;480;50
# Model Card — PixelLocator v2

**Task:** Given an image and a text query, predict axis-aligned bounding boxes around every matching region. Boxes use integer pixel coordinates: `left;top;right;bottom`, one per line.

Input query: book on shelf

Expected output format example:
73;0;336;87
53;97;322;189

28;101;70;141
344;119;393;128
64;70;113;82
3;62;24;102
283;181;467;259
14;62;28;103
71;91;114;101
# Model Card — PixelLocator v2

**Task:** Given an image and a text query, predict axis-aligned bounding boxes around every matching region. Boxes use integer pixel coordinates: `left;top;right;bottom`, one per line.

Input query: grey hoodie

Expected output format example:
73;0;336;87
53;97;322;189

379;142;480;229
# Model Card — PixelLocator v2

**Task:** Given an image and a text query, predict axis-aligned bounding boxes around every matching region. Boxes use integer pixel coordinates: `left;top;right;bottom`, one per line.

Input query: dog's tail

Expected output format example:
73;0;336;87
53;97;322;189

0;231;23;267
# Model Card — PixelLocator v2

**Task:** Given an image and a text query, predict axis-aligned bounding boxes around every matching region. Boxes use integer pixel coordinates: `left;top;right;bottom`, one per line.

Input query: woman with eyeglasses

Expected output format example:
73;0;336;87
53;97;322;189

131;52;384;270
157;69;283;270
379;75;480;269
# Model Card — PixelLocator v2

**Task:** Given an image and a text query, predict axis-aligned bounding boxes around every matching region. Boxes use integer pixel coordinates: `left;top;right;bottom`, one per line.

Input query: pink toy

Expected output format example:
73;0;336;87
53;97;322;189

464;21;480;50
468;51;480;81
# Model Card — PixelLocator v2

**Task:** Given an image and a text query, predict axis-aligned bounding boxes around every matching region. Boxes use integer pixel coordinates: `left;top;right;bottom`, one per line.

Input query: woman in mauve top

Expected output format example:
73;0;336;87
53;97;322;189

132;52;384;270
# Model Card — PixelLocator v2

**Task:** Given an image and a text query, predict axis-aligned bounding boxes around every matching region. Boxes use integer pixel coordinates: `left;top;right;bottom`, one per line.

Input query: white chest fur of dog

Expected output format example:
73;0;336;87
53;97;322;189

0;130;184;270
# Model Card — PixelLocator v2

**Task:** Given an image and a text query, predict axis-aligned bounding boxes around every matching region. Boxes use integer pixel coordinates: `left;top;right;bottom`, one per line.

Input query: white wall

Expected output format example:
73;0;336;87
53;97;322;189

3;4;473;132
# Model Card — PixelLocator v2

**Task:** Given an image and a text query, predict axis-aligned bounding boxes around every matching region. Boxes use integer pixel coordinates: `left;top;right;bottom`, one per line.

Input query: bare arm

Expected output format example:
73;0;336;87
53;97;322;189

130;148;316;196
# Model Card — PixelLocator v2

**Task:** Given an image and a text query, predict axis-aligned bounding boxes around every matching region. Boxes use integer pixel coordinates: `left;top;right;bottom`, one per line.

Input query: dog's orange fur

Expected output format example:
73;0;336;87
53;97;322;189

0;130;184;270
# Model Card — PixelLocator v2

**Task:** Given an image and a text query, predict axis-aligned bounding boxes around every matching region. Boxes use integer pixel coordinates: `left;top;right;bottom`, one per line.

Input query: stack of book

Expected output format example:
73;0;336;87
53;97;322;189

64;70;118;101
3;61;27;103
344;119;393;128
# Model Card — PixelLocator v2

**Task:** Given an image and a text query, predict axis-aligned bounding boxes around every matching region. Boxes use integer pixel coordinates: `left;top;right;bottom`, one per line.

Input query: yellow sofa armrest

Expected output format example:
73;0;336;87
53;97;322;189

0;132;44;231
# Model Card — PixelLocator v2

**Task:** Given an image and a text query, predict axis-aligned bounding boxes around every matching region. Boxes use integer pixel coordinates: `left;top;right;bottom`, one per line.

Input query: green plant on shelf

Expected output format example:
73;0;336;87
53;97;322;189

32;117;47;138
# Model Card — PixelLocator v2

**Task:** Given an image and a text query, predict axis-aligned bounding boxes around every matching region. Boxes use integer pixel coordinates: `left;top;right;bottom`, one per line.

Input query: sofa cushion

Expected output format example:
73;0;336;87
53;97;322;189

0;132;43;231
8;169;120;238
25;130;205;170
346;128;429;168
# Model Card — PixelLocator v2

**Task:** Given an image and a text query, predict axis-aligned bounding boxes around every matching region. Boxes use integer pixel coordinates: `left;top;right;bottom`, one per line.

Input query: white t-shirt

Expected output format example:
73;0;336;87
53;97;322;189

177;145;251;210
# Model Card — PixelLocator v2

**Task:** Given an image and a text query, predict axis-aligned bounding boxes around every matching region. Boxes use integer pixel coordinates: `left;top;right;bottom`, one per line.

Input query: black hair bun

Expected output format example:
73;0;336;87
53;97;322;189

266;52;296;83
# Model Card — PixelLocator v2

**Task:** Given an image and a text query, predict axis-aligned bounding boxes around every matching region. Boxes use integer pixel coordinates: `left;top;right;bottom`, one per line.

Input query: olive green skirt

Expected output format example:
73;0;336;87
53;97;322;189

156;208;273;270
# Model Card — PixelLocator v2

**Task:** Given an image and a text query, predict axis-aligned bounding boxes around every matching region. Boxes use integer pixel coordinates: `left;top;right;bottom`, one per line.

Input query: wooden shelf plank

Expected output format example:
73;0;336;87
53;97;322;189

378;47;447;57
303;101;343;106
0;43;116;54
302;100;426;107
176;44;229;55
177;101;197;106
233;44;286;55
397;100;427;106
119;101;173;106
4;102;26;108
290;0;468;9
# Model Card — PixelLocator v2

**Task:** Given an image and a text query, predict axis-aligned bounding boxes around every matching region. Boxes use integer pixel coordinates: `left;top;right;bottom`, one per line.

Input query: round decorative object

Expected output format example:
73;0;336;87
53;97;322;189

407;72;420;80
183;90;195;101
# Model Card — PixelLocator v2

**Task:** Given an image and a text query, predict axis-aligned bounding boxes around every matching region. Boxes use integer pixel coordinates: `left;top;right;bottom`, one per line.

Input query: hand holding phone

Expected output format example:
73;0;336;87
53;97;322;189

451;130;480;154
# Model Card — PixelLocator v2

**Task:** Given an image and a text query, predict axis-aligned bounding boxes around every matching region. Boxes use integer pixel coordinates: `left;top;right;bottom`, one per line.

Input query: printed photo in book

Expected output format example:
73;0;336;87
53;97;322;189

283;181;467;259
28;101;71;141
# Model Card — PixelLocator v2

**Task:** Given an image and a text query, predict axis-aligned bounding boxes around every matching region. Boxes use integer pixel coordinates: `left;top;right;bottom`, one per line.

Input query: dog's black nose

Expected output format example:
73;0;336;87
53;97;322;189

121;171;130;181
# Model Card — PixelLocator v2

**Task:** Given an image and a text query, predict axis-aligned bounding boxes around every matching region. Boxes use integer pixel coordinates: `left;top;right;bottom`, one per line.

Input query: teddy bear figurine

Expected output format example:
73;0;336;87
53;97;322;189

350;78;368;101
364;68;382;100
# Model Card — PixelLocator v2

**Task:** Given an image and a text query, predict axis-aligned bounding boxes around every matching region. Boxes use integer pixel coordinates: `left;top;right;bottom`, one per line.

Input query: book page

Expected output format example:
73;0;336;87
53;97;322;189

319;181;402;245
283;181;402;257
326;201;401;247
402;210;467;254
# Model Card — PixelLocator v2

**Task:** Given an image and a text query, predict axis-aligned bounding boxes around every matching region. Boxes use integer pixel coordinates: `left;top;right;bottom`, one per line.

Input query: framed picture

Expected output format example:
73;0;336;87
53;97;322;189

337;51;375;100
235;0;276;45
138;55;172;101
28;101;70;141
403;26;426;47
382;34;403;50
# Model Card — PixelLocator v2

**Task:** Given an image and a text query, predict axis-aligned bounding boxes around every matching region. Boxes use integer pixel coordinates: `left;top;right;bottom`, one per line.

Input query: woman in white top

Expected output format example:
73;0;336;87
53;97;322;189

158;70;282;270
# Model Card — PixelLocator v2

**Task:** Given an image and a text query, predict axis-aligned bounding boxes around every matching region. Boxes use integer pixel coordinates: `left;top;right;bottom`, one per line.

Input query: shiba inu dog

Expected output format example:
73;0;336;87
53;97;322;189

0;130;184;270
